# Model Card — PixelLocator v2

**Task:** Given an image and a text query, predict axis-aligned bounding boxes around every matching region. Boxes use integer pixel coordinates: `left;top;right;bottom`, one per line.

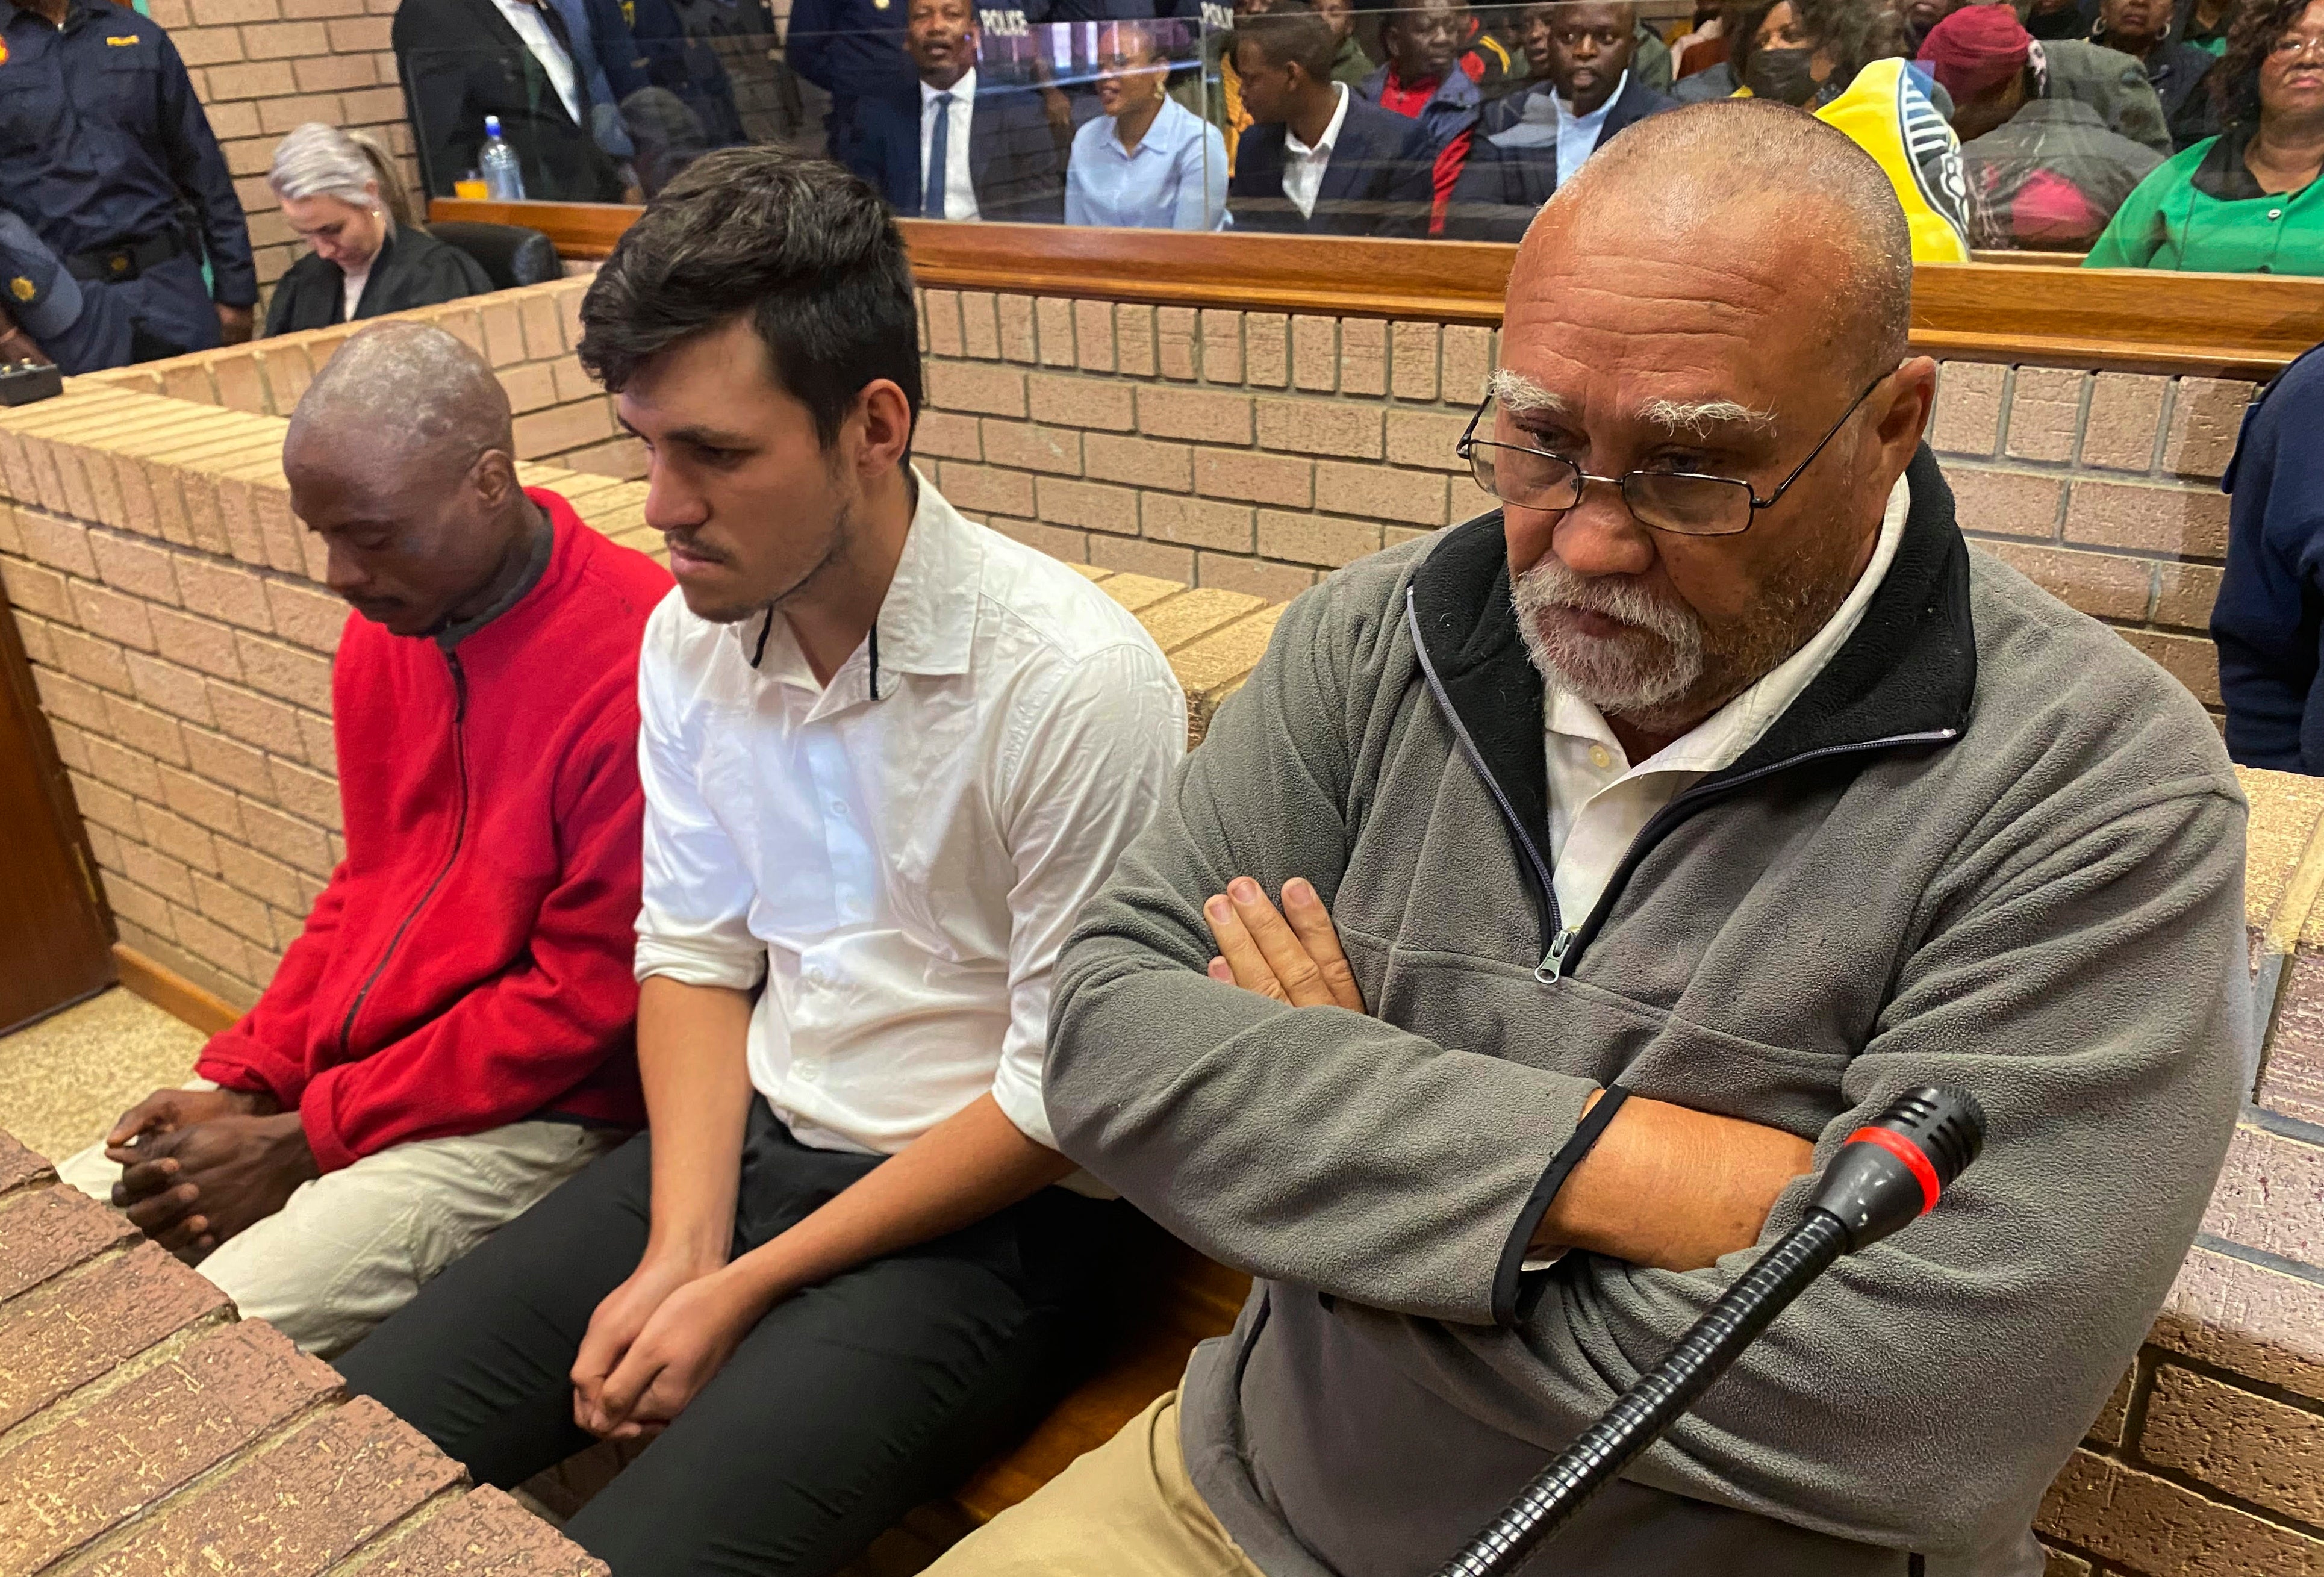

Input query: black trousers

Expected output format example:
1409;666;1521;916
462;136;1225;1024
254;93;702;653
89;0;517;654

336;1099;1121;1576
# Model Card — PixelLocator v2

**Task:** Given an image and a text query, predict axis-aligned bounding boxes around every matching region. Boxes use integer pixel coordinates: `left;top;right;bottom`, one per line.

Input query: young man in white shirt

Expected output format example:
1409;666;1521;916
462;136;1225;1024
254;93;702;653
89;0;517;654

1225;5;1437;235
337;147;1185;1577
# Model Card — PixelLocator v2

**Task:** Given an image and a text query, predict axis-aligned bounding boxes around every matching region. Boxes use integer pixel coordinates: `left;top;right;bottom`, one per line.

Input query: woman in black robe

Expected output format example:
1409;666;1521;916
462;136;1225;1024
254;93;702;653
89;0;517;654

263;124;495;337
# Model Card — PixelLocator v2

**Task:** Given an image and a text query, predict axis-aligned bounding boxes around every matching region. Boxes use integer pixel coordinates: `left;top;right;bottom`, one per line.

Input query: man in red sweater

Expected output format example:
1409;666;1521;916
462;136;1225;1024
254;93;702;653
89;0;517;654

57;322;673;1357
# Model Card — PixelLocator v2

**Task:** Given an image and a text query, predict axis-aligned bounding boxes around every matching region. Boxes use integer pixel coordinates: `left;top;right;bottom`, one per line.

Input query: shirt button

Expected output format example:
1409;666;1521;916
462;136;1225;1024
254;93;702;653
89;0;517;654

2269;208;2284;220
1589;745;1613;770
797;1061;821;1084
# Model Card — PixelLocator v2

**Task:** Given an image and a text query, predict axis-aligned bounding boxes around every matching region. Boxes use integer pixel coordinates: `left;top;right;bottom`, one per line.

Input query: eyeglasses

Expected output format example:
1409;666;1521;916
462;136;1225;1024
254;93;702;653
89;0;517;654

2267;31;2324;58
1455;370;1893;538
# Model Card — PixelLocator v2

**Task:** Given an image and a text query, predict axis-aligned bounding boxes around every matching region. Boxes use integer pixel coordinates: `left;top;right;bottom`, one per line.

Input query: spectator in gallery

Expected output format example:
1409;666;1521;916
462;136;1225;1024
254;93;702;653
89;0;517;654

1921;6;2164;248
1227;5;1436;233
1905;0;1964;49
2085;0;2324;269
394;0;628;199
1067;20;1230;227
2090;0;2226;142
854;0;1065;221
1356;0;1485;229
262;125;495;337
1447;0;1676;240
1313;0;1380;84
1667;0;1727;79
2214;343;2324;771
787;0;918;176
1728;0;1974;257
1205;0;1282;177
2179;0;2242;55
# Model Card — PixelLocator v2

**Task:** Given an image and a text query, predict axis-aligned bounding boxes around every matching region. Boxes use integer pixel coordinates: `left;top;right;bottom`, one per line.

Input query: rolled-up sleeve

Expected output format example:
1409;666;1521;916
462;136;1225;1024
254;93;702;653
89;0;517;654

991;640;1186;1148
633;599;767;992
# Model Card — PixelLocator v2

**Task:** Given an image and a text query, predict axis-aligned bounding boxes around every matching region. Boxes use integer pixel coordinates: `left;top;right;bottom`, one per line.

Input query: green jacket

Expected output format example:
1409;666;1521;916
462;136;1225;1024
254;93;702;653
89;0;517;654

1330;30;1372;87
2085;128;2324;272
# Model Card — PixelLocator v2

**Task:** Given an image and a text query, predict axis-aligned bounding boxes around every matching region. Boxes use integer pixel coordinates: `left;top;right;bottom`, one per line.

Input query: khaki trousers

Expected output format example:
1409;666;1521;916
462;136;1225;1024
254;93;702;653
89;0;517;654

57;1109;615;1357
925;1392;1265;1577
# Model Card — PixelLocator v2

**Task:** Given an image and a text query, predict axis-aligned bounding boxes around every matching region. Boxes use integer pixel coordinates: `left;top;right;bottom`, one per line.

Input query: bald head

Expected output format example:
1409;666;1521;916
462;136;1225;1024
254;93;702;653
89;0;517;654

284;321;544;638
1484;98;1936;750
1528;99;1912;385
287;320;514;484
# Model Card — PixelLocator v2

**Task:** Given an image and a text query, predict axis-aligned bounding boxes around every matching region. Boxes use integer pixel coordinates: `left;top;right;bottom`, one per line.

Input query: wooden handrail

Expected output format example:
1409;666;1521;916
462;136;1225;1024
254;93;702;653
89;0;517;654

434;197;2324;379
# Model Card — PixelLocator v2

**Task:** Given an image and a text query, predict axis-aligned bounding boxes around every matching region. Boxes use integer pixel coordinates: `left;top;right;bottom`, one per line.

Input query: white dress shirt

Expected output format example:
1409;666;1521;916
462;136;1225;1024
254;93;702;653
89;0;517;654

632;474;1185;1159
491;0;582;125
339;261;370;324
920;67;982;221
1282;81;1351;220
1544;473;1910;930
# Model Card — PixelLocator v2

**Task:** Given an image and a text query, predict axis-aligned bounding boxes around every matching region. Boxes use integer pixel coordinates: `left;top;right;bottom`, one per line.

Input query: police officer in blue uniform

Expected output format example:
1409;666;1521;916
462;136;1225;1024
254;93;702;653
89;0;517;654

0;210;138;373
0;0;258;367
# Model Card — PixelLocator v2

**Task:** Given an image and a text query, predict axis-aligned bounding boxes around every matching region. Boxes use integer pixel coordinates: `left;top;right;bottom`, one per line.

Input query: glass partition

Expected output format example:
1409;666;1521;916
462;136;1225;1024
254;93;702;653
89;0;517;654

393;0;2323;277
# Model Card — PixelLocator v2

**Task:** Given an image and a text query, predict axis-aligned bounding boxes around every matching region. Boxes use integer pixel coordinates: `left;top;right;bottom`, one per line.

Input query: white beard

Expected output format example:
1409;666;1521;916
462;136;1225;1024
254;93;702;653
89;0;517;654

1511;555;1706;717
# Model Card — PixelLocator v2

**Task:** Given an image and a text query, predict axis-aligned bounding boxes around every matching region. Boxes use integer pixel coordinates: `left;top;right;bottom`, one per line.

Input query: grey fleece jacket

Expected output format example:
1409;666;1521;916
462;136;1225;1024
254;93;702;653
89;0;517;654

1044;450;2247;1576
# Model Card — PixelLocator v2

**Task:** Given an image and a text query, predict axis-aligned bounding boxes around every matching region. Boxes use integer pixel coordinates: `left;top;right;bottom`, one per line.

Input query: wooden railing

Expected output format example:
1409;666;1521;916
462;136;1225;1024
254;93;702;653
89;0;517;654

432;199;2324;380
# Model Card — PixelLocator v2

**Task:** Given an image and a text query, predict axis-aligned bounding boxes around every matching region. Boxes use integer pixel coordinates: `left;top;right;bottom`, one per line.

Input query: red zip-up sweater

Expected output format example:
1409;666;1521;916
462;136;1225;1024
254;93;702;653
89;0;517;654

197;492;673;1172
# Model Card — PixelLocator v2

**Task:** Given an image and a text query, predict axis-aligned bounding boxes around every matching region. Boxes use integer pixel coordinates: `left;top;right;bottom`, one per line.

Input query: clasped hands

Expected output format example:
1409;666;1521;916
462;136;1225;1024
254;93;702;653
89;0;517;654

101;1085;319;1261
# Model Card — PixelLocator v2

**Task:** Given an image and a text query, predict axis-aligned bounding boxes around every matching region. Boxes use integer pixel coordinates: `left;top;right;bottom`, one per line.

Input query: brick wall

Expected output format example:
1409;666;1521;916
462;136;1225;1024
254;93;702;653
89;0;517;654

139;0;414;303
0;1127;606;1574
84;276;2252;721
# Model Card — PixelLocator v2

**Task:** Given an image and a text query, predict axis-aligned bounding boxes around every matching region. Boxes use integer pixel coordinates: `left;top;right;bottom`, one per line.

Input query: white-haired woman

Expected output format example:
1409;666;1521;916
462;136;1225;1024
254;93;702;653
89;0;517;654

263;124;493;337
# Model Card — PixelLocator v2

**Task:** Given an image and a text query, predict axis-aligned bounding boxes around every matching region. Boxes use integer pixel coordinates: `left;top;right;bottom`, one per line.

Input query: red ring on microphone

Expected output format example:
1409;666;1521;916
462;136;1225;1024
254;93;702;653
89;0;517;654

1844;1126;1943;1215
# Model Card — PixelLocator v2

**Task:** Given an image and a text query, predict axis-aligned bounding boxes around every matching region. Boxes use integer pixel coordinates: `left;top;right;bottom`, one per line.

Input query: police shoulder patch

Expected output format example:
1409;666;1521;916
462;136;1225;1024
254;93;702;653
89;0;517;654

9;277;36;303
105;33;143;44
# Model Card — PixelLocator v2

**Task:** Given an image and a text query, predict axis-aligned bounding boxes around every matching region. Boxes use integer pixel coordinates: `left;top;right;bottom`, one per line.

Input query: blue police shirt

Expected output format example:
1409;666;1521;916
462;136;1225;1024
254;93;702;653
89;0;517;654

0;0;256;306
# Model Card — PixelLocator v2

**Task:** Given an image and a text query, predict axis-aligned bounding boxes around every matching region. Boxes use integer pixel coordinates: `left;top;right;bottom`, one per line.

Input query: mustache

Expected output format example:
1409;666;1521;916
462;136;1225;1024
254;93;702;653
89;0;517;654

663;530;731;564
1512;556;1702;649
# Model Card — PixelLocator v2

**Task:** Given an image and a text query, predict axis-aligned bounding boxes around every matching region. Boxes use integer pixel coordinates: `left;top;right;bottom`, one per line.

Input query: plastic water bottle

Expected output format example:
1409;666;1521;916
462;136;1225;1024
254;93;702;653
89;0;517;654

480;115;526;201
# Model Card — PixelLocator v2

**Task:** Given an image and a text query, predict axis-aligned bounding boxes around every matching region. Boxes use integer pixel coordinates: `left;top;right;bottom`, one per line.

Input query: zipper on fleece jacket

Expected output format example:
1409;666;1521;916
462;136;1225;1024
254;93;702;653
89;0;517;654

336;651;473;1059
1405;588;1958;987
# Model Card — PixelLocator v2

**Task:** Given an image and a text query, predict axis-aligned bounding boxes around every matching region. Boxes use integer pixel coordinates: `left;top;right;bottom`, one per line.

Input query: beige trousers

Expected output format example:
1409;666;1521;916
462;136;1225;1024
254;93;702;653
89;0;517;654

924;1392;1265;1577
57;1111;617;1358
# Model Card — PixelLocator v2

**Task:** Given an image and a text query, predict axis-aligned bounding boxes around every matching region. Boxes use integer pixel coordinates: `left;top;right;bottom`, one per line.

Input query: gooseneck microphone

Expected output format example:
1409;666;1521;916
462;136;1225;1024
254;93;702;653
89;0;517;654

1435;1087;1989;1577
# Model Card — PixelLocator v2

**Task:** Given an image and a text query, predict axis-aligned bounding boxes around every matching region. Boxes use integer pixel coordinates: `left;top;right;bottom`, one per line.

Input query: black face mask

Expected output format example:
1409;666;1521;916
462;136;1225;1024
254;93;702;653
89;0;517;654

1745;44;1822;104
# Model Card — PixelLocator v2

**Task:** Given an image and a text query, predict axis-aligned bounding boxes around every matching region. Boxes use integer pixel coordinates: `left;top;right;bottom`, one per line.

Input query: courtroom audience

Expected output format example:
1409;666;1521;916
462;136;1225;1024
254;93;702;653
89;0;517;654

1068;19;1229;228
261;124;493;336
854;0;1065;220
1356;0;1486;229
1448;0;1676;240
1667;0;1728;79
1905;0;1964;49
2214;342;2324;771
1206;0;1283;176
1922;5;2163;247
1229;6;1436;231
2031;28;2180;150
2090;0;2226;142
1313;0;1380;84
1729;0;1974;256
920;98;2245;1577
55;322;671;1358
2181;0;2243;54
2086;0;2324;269
393;0;628;199
338;148;1184;1577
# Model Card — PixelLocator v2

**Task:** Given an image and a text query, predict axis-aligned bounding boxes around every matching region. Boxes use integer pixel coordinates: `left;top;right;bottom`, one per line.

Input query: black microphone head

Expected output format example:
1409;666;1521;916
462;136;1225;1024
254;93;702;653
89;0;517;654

1805;1086;1987;1253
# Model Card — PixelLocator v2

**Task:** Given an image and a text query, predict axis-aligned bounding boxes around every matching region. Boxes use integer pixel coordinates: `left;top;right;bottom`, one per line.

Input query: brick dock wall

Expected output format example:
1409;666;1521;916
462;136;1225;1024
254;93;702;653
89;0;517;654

8;293;2317;1576
0;1129;606;1576
77;277;2245;715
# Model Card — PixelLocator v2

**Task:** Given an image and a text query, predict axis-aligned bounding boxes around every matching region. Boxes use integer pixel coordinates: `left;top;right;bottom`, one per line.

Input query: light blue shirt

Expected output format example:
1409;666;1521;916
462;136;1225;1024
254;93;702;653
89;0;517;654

1489;71;1626;188
1064;94;1229;231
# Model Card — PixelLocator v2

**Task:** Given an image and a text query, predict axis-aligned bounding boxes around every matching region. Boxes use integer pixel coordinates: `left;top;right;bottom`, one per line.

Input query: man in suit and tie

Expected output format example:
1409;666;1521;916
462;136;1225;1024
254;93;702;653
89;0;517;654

1444;0;1674;239
394;0;629;199
1228;5;1435;234
850;0;1064;222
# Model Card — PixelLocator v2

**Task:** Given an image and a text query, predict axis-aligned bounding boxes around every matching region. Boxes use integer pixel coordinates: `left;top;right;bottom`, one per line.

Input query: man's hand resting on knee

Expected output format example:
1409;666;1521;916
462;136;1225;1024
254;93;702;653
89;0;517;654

1201;878;1813;1272
103;1086;316;1261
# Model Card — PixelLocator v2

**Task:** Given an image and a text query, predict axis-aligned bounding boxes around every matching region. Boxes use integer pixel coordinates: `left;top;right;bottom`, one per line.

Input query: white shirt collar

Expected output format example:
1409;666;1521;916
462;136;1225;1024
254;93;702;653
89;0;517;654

1285;81;1351;158
921;66;976;107
731;466;983;686
1557;70;1626;128
1546;470;1911;776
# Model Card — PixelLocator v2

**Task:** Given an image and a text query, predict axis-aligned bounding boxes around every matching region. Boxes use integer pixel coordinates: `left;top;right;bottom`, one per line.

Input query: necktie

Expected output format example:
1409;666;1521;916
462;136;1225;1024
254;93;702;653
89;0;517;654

523;0;587;124
924;92;954;219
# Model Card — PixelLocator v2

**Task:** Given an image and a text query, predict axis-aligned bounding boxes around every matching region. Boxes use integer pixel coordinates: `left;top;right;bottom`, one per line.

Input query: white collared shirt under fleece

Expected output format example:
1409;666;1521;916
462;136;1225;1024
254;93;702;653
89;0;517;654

631;476;1186;1158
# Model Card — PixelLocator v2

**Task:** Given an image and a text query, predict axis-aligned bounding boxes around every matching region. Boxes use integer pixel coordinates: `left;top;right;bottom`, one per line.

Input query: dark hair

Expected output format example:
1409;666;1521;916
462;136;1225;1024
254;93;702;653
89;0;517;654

1728;0;1907;88
578;148;923;452
2213;0;2302;128
1234;3;1340;77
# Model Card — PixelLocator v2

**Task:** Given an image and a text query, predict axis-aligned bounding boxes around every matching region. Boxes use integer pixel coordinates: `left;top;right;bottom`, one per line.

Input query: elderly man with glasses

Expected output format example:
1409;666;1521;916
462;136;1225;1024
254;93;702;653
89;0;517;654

926;98;2244;1577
